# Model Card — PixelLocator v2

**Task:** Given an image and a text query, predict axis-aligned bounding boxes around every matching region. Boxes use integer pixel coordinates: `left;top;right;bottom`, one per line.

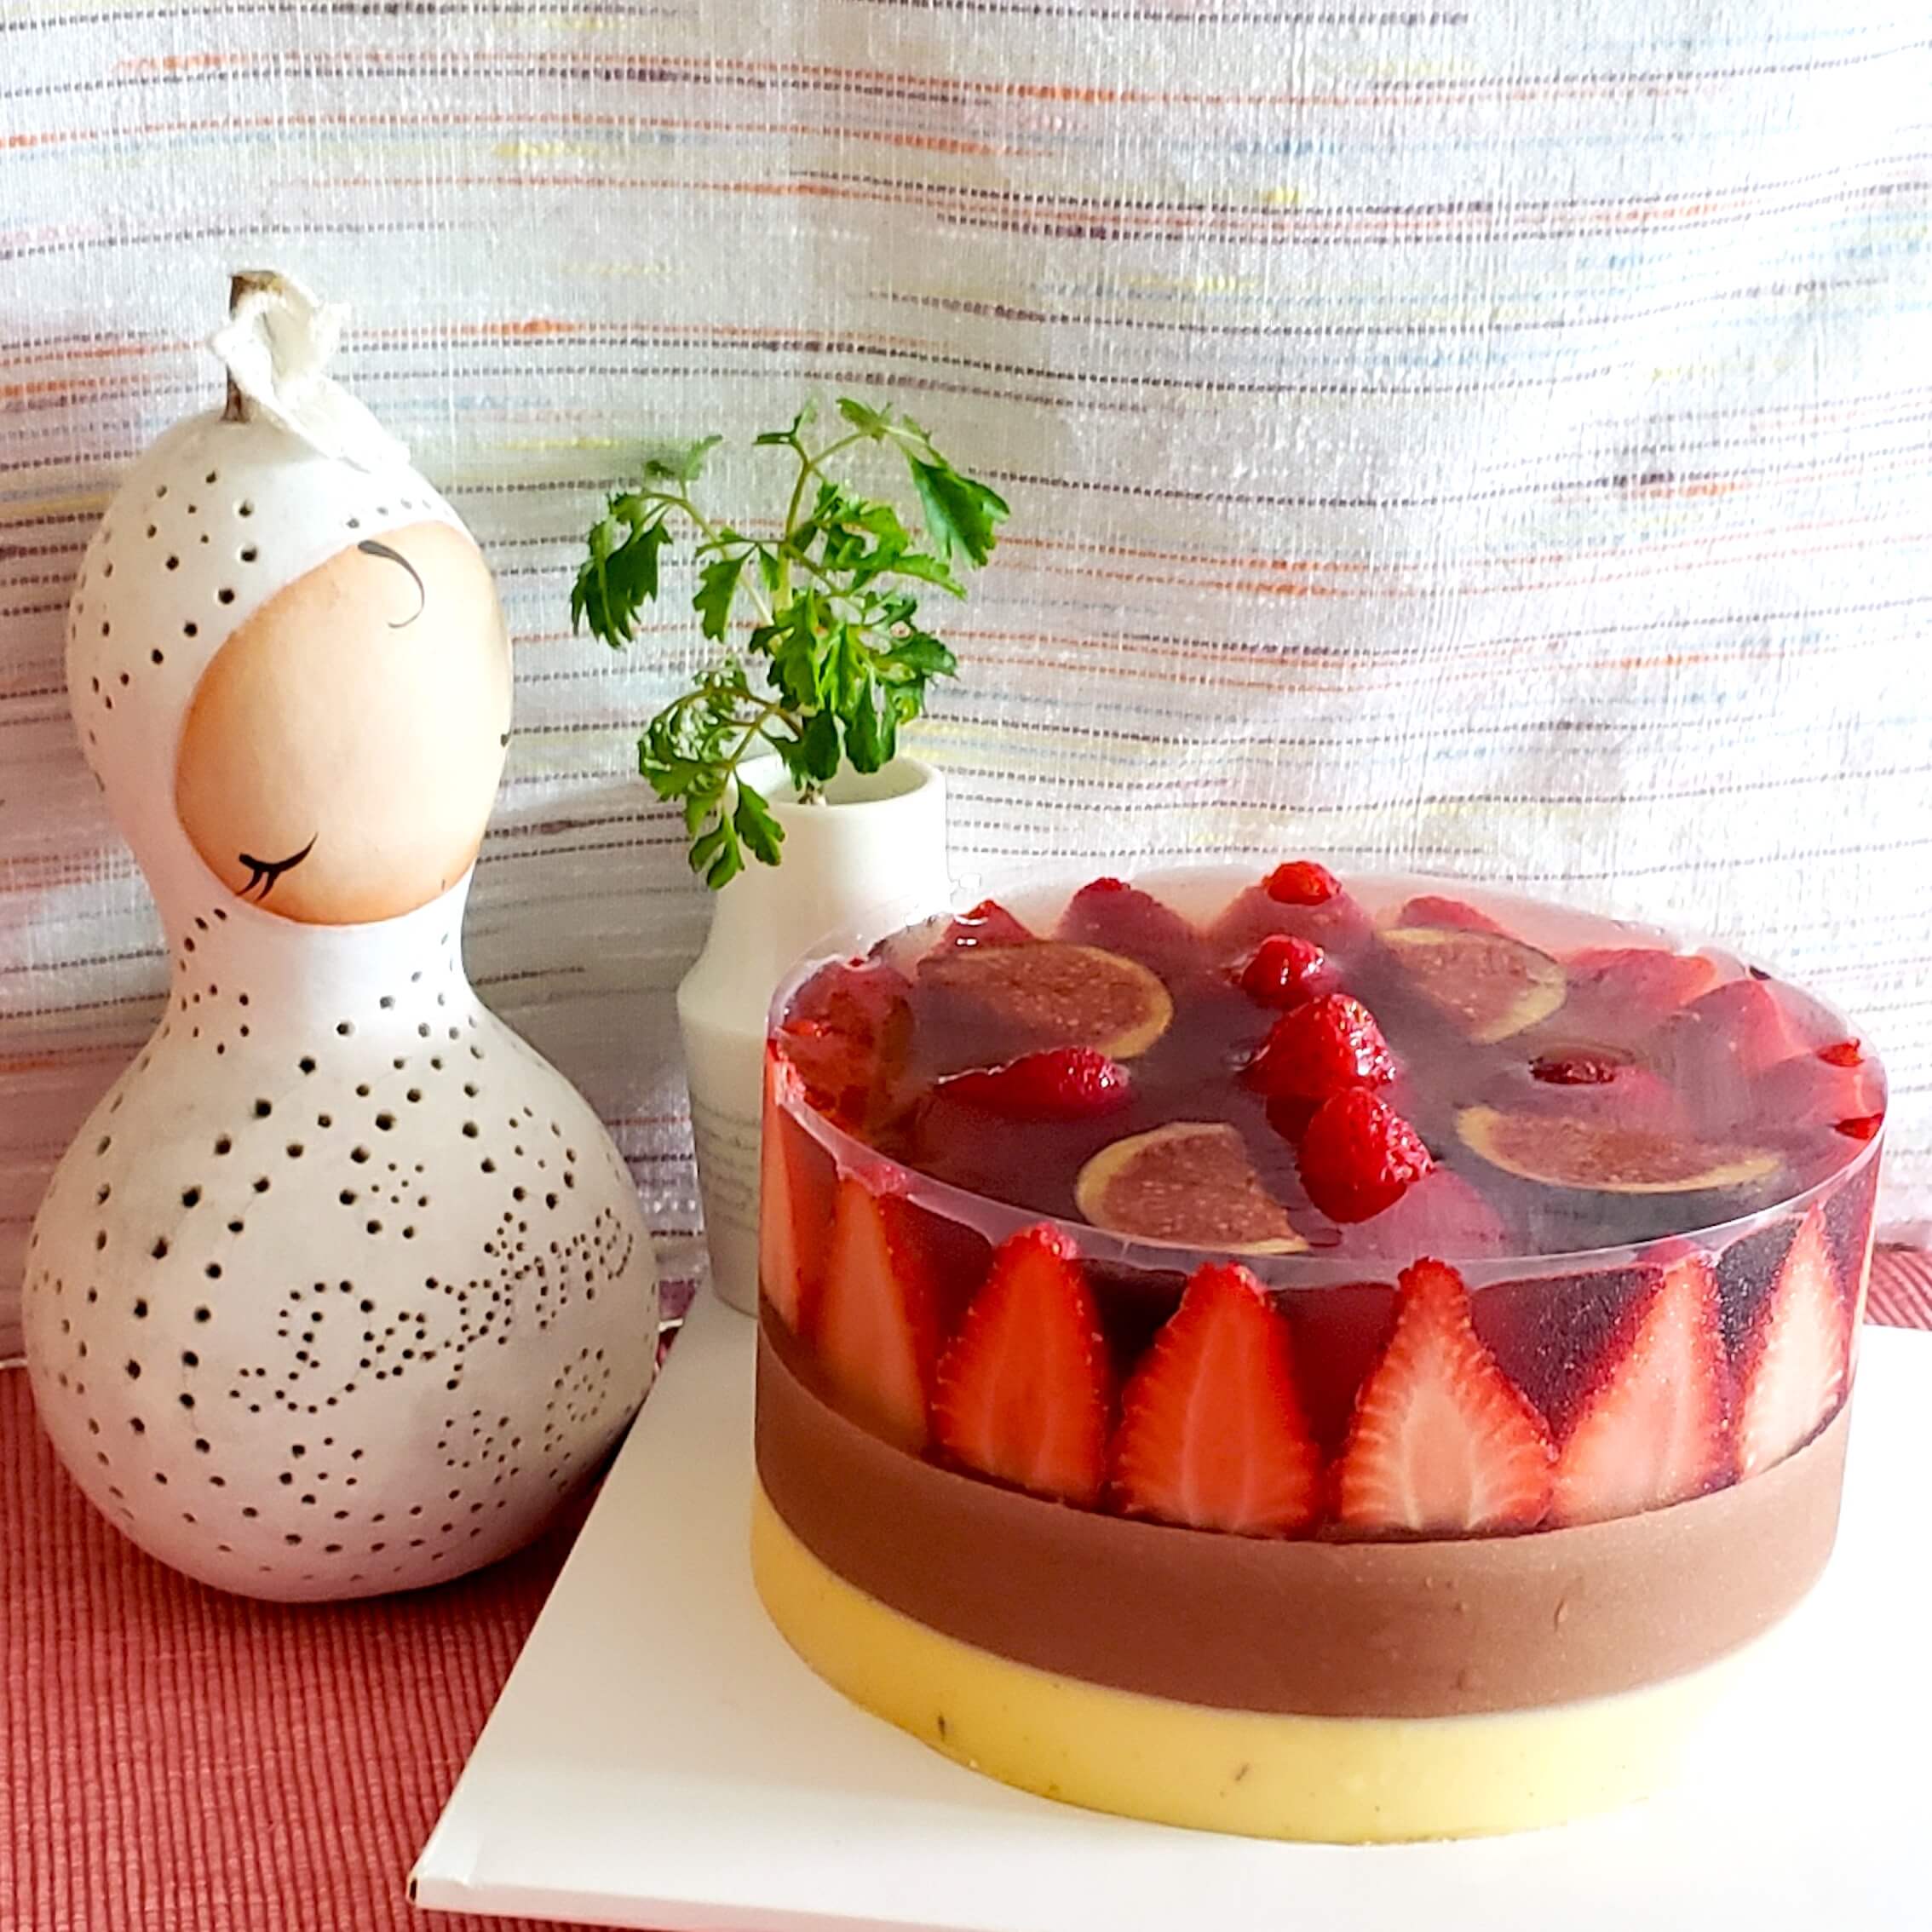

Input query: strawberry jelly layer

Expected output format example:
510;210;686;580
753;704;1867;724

757;1319;1849;1718
793;871;1881;1262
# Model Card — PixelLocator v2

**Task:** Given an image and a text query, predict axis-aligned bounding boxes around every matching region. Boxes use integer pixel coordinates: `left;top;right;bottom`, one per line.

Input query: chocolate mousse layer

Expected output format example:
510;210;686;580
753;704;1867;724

756;1324;1849;1719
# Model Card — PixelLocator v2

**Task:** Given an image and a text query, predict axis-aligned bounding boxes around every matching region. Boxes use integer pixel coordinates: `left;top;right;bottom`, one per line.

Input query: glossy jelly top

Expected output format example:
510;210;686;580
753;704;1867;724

762;865;1880;1544
771;865;1883;1271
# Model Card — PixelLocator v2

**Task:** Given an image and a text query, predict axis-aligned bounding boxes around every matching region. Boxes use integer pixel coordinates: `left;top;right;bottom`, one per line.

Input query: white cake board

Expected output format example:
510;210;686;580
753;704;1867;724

414;1296;1932;1932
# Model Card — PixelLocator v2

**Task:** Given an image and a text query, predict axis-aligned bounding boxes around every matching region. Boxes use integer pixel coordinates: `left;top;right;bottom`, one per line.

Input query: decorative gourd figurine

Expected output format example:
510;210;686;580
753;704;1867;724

20;273;658;1601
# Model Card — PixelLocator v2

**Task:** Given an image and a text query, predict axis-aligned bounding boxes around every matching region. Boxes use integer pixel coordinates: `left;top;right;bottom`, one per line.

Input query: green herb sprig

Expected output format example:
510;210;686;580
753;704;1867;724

572;397;1008;888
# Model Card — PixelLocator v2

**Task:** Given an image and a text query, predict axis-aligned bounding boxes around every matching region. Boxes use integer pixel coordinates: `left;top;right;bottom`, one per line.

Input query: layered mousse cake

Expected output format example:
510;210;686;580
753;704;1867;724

750;865;1883;1841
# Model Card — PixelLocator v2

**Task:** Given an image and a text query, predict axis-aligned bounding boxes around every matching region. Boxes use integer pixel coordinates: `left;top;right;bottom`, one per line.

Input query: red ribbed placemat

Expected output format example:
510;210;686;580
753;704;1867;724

6;1254;1929;1932
1;1360;588;1932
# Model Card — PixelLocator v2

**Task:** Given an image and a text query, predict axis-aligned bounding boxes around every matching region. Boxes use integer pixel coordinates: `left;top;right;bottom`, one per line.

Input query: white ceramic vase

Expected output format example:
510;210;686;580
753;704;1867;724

21;273;658;1601
678;755;949;1313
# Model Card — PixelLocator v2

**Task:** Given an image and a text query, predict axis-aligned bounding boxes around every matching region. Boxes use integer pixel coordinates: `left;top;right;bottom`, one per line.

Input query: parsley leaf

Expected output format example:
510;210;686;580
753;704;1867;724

572;395;1008;884
693;552;747;642
907;461;1009;569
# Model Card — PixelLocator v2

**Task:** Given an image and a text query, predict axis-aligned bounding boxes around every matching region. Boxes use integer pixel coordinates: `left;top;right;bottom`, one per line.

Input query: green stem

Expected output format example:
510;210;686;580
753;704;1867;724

774;427;875;607
650;486;777;626
722;697;796;792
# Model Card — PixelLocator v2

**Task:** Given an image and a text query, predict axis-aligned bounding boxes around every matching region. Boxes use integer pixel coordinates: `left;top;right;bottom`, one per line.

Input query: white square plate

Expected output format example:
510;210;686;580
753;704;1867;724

414;1297;1931;1932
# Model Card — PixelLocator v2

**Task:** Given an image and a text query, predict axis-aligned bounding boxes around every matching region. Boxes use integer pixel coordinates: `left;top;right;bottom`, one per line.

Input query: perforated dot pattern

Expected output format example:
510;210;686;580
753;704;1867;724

21;895;659;1601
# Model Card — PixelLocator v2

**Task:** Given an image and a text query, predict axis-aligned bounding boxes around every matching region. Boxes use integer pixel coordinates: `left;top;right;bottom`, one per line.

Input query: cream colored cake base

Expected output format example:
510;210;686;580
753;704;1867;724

751;1483;1747;1843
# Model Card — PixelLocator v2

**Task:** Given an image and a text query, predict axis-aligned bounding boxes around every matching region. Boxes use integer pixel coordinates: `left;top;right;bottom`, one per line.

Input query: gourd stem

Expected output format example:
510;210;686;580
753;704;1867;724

221;269;282;423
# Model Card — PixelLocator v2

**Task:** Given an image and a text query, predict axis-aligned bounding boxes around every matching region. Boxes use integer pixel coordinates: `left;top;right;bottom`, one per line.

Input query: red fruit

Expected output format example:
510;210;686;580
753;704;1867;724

1675;977;1835;1081
1056;877;1206;981
1837;1114;1883;1142
1211;872;1375;958
1297;1088;1435;1224
789;955;911;1034
935;898;1033;952
814;1174;944;1452
933;1224;1113;1505
1110;1262;1324;1537
779;957;913;1128
1394;894;1506;934
1566;947;1721;1023
1734;1210;1849;1479
758;1049;837;1332
1818;1038;1863;1068
1331;1167;1508;1262
1549;1253;1734;1526
1237;934;1332;1009
1531;1051;1627;1086
1245;993;1394;1102
934;1047;1134;1122
1511;1056;1684;1134
1265;860;1340;906
1756;1046;1885;1139
1333;1259;1554;1535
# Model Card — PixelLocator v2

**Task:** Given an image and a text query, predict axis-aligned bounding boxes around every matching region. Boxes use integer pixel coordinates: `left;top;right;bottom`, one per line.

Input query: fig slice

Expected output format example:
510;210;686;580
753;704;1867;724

1382;924;1567;1044
1456;1103;1781;1195
1075;1122;1307;1254
919;940;1173;1059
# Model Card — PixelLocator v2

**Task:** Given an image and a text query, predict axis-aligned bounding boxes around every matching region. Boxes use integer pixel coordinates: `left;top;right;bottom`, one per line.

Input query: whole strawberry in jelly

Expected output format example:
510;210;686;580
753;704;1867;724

1238;934;1331;1009
1297;1087;1435;1223
1245;993;1394;1103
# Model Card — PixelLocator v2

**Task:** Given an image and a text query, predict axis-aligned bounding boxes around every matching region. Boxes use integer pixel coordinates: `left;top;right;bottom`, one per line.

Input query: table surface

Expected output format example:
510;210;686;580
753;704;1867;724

8;1251;1931;1932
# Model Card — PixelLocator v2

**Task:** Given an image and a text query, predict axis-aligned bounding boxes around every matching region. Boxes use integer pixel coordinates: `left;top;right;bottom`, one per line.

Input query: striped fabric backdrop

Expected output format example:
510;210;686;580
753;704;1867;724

3;3;1929;1356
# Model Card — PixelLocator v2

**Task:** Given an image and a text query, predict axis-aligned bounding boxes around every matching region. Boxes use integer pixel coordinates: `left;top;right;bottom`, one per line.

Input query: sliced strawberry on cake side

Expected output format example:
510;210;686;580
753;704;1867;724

933;1223;1114;1506
1734;1209;1849;1480
1549;1251;1734;1527
1110;1262;1324;1537
814;1172;945;1453
759;1047;838;1333
1332;1258;1555;1536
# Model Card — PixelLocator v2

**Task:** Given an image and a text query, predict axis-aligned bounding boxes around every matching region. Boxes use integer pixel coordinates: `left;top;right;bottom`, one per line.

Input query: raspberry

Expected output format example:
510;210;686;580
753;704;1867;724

1263;860;1340;906
1297;1089;1434;1223
1238;934;1330;1009
1817;1039;1864;1069
1245;993;1394;1102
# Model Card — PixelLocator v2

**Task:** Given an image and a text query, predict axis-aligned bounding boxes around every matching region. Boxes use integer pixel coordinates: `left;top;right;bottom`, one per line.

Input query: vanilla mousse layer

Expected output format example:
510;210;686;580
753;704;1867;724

756;1322;1848;1719
751;1481;1779;1842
